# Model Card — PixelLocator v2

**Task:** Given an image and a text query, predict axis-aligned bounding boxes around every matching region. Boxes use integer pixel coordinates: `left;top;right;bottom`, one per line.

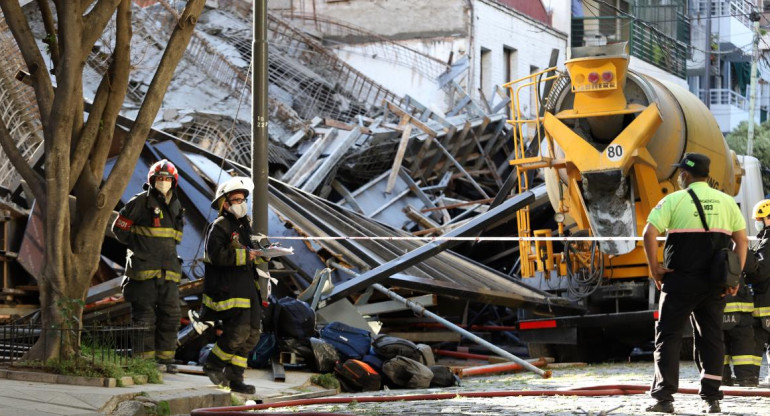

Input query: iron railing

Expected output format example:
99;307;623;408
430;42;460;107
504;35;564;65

572;16;688;78
0;322;146;366
693;0;757;28
698;88;748;109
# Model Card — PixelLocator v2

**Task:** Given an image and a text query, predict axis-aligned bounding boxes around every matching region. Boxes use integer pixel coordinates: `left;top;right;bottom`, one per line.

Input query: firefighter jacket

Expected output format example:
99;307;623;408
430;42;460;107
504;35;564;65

744;227;770;333
113;185;184;282
723;276;754;330
202;211;266;318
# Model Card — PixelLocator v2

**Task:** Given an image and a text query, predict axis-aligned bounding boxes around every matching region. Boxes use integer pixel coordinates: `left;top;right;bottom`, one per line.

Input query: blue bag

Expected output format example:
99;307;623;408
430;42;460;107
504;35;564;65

319;321;371;360
248;332;277;368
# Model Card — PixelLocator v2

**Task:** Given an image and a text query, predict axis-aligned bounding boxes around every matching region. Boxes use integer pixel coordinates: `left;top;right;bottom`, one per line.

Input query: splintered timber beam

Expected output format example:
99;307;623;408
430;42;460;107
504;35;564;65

321;189;534;303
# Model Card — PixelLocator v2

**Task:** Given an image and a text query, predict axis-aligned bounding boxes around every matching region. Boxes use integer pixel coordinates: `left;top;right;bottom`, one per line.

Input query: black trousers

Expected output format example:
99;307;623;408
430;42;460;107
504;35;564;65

124;277;181;361
205;306;262;382
753;320;770;379
651;290;726;402
723;314;757;381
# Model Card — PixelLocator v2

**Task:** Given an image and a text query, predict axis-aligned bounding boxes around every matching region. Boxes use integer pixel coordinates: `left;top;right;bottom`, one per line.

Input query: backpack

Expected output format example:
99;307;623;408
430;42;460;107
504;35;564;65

334;359;381;392
362;354;384;374
247;332;277;369
273;297;316;340
320;322;372;360
382;356;434;389
372;334;422;362
429;365;460;387
309;337;339;373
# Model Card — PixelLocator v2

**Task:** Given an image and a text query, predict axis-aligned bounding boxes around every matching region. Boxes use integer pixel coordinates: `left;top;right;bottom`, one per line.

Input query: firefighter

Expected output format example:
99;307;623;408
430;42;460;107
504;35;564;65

742;199;770;386
643;153;748;414
721;274;756;387
113;159;184;373
201;177;267;394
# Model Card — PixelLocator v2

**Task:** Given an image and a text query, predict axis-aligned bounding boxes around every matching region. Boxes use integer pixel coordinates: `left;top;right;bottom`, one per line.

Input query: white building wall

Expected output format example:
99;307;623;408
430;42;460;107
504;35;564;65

332;38;467;113
472;0;568;107
548;0;573;38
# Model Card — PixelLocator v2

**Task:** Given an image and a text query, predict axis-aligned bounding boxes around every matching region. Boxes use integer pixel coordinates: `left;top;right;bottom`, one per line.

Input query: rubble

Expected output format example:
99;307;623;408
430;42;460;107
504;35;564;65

0;1;576;386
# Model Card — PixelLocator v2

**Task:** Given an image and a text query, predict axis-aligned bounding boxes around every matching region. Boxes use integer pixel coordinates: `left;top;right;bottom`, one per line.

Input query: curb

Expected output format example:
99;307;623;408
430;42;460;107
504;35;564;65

0;368;156;388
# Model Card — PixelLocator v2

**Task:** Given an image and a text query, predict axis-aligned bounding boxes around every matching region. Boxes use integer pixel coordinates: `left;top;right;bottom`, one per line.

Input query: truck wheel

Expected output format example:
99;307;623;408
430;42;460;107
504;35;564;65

527;343;554;359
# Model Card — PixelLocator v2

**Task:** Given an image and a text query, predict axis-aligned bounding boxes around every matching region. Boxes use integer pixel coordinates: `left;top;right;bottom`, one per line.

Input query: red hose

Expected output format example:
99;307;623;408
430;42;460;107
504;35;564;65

459;358;548;377
191;384;770;415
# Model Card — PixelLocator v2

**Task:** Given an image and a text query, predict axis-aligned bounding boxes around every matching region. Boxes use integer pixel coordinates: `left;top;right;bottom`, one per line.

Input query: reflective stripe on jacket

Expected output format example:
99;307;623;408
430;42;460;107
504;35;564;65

112;186;184;281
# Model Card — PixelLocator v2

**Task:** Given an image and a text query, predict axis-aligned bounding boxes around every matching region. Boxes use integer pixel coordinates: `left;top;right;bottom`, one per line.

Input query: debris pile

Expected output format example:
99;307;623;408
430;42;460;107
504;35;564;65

0;2;575;381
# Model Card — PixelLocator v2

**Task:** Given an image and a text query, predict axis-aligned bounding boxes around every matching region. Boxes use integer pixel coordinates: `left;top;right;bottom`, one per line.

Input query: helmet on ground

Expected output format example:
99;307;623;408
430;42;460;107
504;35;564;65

147;159;178;187
211;176;254;209
753;199;770;219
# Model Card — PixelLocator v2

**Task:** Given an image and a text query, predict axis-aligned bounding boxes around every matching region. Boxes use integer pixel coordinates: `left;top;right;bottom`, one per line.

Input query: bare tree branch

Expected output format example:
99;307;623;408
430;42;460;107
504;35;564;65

0;121;44;201
0;0;54;133
81;0;122;59
103;0;206;203
35;0;59;69
89;0;131;180
69;76;108;190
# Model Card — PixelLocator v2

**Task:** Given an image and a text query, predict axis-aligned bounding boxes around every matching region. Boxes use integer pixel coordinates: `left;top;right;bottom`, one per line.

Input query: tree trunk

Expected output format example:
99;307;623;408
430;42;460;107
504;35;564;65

3;0;208;362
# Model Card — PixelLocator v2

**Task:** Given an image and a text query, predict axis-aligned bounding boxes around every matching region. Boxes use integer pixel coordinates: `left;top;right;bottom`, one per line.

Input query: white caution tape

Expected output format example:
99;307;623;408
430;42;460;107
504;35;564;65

266;235;759;242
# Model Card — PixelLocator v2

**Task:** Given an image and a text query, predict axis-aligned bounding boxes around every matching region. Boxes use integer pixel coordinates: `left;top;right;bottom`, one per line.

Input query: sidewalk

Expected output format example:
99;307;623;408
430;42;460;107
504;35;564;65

0;367;318;416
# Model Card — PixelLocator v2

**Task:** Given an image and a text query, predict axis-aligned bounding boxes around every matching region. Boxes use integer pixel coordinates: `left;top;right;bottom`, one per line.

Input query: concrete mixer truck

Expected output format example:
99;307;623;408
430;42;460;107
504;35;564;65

506;43;759;362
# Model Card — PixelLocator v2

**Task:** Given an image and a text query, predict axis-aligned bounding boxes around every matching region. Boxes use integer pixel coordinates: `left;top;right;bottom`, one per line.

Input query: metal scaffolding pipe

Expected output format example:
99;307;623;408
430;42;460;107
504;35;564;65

328;261;550;378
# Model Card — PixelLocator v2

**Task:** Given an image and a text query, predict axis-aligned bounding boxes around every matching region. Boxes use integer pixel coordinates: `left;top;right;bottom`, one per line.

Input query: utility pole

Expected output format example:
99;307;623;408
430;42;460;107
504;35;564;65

747;10;762;157
704;0;711;109
253;1;270;284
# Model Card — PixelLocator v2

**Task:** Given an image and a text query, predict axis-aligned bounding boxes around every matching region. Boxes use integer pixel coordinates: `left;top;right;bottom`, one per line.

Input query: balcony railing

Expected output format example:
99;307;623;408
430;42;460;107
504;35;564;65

572;16;688;78
693;0;756;28
698;88;748;109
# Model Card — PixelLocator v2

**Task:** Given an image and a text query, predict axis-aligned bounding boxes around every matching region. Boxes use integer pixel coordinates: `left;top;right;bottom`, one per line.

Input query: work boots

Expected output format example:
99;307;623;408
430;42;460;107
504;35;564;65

737;377;759;387
645;400;674;413
203;361;228;387
702;399;721;414
225;365;255;395
157;359;178;374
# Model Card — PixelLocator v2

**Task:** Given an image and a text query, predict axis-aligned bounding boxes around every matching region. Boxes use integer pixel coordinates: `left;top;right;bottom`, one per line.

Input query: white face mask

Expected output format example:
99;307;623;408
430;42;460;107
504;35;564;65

228;202;248;219
755;220;766;233
155;181;172;195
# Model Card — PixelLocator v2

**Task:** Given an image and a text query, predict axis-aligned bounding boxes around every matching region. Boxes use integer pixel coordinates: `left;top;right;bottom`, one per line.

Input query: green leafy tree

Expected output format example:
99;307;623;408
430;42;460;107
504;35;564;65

725;120;770;195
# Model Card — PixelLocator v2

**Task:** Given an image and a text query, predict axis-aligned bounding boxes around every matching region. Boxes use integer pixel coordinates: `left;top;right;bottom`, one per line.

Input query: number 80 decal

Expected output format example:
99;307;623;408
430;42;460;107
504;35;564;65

605;144;623;161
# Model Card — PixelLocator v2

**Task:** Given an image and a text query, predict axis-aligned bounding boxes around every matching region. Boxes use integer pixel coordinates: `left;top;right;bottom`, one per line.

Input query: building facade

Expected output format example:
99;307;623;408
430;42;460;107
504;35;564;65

268;0;567;114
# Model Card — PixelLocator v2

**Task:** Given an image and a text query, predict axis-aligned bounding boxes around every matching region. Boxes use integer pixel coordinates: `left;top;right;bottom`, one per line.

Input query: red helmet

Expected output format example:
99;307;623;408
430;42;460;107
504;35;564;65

147;159;178;187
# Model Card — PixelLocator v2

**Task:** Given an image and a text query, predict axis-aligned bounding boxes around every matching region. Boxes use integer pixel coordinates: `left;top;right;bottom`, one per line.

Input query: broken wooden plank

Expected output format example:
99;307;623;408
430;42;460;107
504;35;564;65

301;127;364;193
282;128;338;183
385;118;413;194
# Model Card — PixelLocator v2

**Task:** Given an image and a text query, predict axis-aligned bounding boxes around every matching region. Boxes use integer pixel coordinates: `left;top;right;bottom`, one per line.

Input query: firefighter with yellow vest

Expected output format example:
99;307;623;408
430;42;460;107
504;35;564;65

721;275;756;386
743;199;770;386
201;177;267;394
113;160;184;372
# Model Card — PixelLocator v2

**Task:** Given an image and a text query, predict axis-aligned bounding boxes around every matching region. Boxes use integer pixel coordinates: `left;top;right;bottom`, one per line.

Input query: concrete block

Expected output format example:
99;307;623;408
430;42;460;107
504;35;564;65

104;377;117;387
7;370;58;383
120;376;135;386
132;375;148;385
0;369;8;378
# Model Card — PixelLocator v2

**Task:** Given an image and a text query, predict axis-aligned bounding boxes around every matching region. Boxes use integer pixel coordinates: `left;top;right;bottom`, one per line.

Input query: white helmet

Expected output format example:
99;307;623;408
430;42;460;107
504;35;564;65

211;176;254;209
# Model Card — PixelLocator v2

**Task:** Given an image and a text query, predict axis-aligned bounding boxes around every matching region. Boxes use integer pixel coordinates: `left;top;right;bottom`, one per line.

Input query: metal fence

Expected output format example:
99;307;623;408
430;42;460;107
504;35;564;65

0;322;145;366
